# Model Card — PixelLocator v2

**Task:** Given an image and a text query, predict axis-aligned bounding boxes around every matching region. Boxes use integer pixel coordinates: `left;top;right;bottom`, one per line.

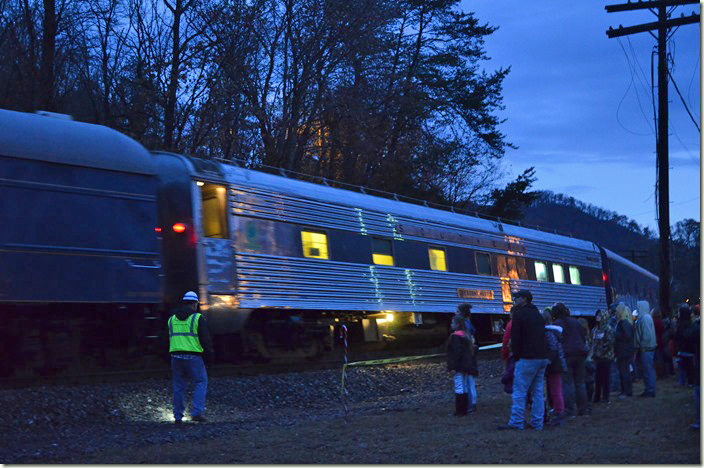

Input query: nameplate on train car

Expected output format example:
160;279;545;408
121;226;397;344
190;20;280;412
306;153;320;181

396;222;526;253
456;288;495;300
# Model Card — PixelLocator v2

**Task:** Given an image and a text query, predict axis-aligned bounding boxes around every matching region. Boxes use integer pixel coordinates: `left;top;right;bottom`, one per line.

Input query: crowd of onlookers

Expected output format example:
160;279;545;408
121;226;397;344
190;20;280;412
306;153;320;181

446;290;701;431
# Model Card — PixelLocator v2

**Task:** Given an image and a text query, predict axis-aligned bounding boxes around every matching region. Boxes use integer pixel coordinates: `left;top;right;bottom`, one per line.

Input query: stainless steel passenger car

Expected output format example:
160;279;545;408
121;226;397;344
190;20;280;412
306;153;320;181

159;152;659;355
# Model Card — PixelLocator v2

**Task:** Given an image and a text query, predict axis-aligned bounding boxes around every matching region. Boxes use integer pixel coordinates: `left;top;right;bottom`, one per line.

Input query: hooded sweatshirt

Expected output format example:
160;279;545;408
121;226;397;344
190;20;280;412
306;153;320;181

634;300;657;351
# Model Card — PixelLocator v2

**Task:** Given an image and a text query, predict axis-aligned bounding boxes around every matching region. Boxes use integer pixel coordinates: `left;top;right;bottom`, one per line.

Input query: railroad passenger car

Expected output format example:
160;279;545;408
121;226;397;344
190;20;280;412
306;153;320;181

0;109;661;374
0;109;162;376
156;151;658;358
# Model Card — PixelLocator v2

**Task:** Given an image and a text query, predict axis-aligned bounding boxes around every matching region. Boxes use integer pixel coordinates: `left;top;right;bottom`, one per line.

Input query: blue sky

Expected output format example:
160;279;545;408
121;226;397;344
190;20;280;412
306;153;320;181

463;1;701;231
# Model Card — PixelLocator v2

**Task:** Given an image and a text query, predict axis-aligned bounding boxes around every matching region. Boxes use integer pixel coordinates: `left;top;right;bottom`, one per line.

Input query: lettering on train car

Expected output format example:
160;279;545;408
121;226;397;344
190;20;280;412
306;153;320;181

396;222;527;253
456;288;495;300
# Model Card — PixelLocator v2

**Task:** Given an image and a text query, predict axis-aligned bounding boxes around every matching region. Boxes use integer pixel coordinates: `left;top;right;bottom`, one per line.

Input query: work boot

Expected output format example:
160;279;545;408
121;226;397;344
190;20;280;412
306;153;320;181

191;414;207;422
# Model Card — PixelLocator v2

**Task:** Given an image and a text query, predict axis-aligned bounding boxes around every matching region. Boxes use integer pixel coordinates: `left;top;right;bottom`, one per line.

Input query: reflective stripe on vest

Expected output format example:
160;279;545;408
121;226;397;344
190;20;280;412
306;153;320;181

168;313;204;353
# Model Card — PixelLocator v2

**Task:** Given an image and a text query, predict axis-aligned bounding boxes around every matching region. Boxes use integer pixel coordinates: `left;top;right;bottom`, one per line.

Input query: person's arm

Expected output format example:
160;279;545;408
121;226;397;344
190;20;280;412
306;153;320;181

198;316;215;360
511;313;523;361
502;321;512;361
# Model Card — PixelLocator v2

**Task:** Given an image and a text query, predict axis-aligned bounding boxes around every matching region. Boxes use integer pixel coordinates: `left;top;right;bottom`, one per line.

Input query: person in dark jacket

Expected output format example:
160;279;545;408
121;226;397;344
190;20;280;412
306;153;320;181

498;290;549;431
553;302;589;417
168;291;215;424
675;305;696;386
614;303;635;398
543;308;567;426
447;315;477;416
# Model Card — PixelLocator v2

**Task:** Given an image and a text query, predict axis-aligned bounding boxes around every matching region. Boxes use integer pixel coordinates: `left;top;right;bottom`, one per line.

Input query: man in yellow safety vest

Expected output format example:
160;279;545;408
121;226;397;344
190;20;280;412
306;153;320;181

168;291;214;423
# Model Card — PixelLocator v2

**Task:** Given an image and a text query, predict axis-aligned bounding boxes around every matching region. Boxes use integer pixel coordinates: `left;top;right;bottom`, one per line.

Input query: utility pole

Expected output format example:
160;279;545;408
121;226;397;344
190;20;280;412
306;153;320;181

606;0;699;317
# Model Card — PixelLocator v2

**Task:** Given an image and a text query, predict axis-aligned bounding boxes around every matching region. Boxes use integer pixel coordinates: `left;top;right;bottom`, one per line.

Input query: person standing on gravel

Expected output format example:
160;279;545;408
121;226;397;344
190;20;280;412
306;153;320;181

498;290;549;431
614;303;635;398
634;300;657;397
591;309;615;404
543;307;567;427
168;291;215;424
455;303;478;410
553;303;589;417
447;316;477;416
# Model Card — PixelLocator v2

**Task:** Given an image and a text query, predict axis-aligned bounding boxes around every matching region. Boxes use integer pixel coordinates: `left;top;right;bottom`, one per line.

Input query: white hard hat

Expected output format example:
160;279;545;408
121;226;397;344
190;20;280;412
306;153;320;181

182;291;199;302
632;309;639;317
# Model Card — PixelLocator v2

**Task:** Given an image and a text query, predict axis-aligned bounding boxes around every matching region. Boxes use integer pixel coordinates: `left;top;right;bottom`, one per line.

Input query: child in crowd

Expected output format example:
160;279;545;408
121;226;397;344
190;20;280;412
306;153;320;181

543;307;567;426
447;315;478;416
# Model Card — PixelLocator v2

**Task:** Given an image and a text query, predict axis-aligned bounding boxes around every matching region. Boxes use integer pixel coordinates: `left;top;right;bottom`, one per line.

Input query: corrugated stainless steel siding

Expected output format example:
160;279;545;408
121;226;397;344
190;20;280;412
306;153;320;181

230;185;600;268
231;186;395;237
235;253;606;315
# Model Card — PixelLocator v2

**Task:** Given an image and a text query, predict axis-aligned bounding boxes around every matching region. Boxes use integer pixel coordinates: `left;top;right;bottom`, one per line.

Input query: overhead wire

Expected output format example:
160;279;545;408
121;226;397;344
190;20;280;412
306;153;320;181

668;67;701;133
616;38;656;135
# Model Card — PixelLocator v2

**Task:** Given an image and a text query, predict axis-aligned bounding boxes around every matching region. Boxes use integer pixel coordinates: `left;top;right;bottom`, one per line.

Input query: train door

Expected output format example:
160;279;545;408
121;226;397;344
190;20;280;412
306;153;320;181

194;181;237;297
497;255;519;312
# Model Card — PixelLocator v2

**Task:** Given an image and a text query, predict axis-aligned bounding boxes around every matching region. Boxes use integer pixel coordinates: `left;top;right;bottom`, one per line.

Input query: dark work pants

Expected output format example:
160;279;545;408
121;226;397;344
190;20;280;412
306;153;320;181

617;357;633;396
594;359;611;402
562;355;588;415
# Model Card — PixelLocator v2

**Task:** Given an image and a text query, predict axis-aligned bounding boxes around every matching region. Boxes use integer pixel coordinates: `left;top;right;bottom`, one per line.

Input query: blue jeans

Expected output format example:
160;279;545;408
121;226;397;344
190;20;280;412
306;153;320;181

640;350;656;395
453;373;477;405
508;358;549;430
172;355;208;420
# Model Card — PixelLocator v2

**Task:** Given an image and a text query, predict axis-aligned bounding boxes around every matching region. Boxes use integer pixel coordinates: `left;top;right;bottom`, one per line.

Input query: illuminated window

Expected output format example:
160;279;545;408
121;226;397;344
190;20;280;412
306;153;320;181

476;252;492;275
552;264;565;283
569;266;581;285
301;230;329;259
535;261;548;281
200;184;229;238
372;238;394;266
428;248;447;271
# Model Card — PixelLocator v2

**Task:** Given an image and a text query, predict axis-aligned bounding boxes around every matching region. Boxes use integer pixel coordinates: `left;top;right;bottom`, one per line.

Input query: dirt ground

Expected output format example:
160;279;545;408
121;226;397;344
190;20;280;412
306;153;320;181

73;369;700;464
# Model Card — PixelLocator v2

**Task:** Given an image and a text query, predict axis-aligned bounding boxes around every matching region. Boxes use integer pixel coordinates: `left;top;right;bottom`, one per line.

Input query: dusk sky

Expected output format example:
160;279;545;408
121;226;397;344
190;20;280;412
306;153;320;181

463;1;700;231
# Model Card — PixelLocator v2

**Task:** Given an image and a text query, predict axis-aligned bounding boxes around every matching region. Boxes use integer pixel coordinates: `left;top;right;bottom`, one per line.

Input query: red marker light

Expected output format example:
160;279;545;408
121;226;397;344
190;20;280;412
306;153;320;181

602;272;608;283
154;227;162;233
172;223;187;233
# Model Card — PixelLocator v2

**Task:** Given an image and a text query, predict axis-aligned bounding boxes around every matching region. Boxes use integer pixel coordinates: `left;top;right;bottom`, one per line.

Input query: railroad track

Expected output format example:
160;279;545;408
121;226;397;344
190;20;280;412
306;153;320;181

0;344;501;389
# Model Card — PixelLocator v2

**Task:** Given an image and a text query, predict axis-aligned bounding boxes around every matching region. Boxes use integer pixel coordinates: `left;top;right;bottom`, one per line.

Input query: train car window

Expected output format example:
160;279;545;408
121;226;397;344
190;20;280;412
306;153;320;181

552;264;565;283
372;238;394;266
428;247;447;271
534;261;548;282
301;230;329;259
200;183;229;238
475;252;492;275
569;266;581;285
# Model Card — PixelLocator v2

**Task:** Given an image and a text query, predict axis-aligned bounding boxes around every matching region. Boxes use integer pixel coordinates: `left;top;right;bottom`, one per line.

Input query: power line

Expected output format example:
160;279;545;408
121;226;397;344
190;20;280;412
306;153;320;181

617;38;656;134
668;67;700;132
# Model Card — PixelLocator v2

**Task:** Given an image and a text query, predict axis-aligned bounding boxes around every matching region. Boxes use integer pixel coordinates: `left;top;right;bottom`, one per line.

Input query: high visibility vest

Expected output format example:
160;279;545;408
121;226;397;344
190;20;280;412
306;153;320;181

168;313;204;353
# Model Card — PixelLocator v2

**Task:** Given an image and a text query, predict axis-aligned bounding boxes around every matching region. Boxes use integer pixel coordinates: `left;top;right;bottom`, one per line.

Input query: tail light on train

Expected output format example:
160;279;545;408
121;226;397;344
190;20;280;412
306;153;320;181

602;272;608;283
172;223;187;233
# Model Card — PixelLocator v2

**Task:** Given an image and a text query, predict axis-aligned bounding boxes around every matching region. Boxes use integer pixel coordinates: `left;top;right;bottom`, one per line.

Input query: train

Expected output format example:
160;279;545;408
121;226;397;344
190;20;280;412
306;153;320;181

0;109;659;377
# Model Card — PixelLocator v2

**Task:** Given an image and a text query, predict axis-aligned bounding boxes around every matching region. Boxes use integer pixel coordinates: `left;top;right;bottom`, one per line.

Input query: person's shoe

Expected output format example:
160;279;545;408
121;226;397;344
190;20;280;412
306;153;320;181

617;394;627;400
191;414;207;422
497;424;523;431
470;404;477;413
174;419;182;425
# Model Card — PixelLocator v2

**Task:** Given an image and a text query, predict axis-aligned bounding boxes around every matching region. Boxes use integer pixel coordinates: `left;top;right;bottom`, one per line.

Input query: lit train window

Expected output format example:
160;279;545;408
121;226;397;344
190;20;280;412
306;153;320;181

535;261;548;281
200;183;229;238
301;230;329;259
552;264;565;283
428;248;447;271
569;266;581;285
475;252;492;275
372;238;394;266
